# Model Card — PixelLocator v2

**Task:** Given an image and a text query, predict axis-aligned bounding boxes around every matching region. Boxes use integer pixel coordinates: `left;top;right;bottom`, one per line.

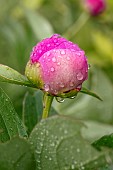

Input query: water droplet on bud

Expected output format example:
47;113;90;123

39;50;42;53
67;56;70;60
57;62;61;65
70;82;74;87
60;50;66;55
50;67;55;72
44;84;50;92
77;72;83;80
46;51;51;56
54;90;58;95
59;83;65;88
52;57;56;62
47;44;50;47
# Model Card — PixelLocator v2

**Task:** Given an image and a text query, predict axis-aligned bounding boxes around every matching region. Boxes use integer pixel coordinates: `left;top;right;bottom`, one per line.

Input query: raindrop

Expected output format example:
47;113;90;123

47;51;51;56
77;72;83;80
35;150;41;154
70;82;74;87
57;62;61;65
56;97;65;103
47;44;50;47
36;160;41;163
76;52;81;56
52;57;56;62
45;155;48;159
67;56;70;60
60;136;64;140
74;161;77;164
44;84;50;92
59;83;65;88
49;157;52;161
60;50;66;55
54;90;58;95
5;99;8;102
50;142;55;147
50;67;55;72
76;148;80;153
71;164;75;169
53;37;58;43
64;130;68;134
88;64;91;69
37;166;41;170
40;143;43;147
9;127;13;131
39;50;42;53
70;95;77;99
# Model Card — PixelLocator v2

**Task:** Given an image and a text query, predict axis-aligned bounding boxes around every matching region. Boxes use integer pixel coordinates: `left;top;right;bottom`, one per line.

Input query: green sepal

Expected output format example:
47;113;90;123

25;60;44;89
80;87;103;101
56;88;79;98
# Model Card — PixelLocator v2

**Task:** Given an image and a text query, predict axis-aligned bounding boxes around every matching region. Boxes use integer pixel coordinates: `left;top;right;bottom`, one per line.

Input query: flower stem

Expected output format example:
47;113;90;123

63;12;90;40
42;93;54;119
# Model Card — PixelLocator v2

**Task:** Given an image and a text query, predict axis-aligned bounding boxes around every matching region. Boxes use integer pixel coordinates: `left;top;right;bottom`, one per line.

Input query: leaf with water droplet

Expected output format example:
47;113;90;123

80;87;103;101
0;87;27;142
0;137;36;170
0;64;35;87
29;116;109;170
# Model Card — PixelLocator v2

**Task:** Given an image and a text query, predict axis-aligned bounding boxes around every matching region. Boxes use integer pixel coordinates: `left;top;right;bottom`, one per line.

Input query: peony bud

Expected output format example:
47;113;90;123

25;34;88;98
82;0;106;16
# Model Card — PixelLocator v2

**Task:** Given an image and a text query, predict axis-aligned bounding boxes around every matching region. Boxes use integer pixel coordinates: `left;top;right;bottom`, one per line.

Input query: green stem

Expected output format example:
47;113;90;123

42;93;54;119
63;12;90;40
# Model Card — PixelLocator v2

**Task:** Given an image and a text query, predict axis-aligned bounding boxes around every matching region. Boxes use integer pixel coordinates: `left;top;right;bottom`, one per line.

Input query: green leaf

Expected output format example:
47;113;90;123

0;64;34;87
29;116;109;170
80;87;103;101
0;87;27;142
92;134;113;151
82;120;113;143
0;137;36;170
23;90;58;135
24;9;54;40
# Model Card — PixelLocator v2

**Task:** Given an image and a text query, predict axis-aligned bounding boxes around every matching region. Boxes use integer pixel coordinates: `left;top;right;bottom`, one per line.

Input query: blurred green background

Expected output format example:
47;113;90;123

0;0;113;125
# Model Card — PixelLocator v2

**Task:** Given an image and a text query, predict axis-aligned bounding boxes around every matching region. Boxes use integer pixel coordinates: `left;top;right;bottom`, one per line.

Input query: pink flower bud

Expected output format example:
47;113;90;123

25;34;88;98
83;0;106;16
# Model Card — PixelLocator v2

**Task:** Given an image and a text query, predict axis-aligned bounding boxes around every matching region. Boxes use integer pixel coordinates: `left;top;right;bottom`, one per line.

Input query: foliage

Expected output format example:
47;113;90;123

0;0;113;169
